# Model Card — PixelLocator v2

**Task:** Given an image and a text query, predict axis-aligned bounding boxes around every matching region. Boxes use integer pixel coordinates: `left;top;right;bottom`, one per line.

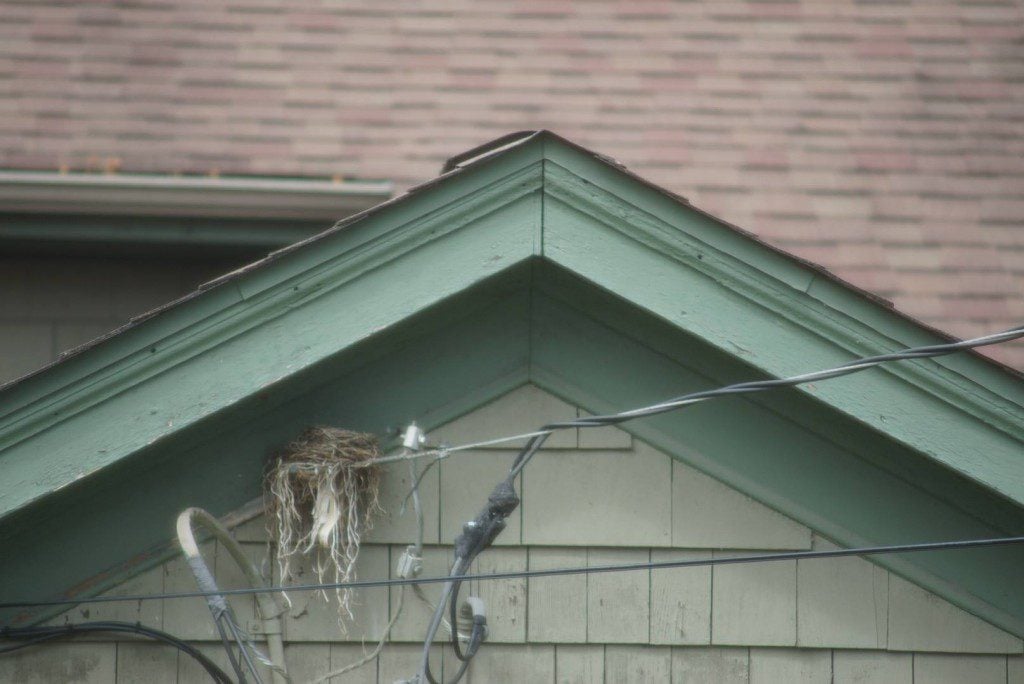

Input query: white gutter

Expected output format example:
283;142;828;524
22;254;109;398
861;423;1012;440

0;170;393;220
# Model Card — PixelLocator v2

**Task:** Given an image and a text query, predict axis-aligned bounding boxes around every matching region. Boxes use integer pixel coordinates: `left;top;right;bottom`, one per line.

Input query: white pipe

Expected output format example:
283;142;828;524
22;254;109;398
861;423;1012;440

176;507;289;684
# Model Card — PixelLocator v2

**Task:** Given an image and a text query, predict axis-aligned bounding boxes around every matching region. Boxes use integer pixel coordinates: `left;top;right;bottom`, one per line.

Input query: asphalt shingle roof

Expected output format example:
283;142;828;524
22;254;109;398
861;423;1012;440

2;0;1022;364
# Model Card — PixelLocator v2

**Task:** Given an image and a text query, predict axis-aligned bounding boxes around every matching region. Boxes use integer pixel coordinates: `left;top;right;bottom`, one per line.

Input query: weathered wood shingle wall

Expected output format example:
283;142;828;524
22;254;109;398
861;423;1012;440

0;256;238;385
9;385;1022;683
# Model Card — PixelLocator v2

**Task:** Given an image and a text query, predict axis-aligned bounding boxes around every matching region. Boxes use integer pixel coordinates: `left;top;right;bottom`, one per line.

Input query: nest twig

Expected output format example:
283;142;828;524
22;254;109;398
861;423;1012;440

266;427;382;628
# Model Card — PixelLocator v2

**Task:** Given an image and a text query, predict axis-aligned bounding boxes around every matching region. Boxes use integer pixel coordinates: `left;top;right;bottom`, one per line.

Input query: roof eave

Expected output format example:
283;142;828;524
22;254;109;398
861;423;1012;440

0;170;393;220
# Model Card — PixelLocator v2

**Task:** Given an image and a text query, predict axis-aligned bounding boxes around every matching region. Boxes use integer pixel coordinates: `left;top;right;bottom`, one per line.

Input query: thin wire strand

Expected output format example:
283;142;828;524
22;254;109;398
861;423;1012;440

4;535;1021;610
310;585;406;683
359;324;1024;472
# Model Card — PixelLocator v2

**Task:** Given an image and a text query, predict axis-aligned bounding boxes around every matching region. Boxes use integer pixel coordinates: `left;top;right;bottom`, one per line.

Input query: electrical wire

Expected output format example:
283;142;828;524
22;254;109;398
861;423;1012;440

176;507;285;684
2;325;1020;682
504;324;1024;478
222;612;263;684
8;535;1013;610
0;621;234;683
400;323;1023;681
212;612;250;683
407;325;1018;681
355;324;1024;475
310;586;406;684
419;560;469;684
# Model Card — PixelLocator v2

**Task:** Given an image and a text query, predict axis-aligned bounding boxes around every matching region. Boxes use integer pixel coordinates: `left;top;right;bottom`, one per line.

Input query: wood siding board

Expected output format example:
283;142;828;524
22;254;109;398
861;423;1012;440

46;564;164;629
587;548;650;644
748;648;831;683
115;642;178;684
177;643;271;684
556;645;605;684
833;650;912;684
377;644;442;684
465;644;556;683
522;445;671;547
0;643;117;684
281;643;333;683
672;459;811;550
326;644;377;684
12;383;1024;681
368;453;441;545
1010;655;1024;684
797;546;889;648
281;544;389;643
605;645;672;682
527;547;589;643
435;383;577;449
911;654;1008;684
650;550;712;645
671;646;749;684
711;552;797;646
887;574;1023;654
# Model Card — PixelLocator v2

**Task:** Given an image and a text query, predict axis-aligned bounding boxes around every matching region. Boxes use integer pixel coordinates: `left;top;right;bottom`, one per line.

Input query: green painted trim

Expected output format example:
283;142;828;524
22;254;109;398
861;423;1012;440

543;138;1023;405
0;153;543;518
527;265;1024;637
540;154;1024;505
8;267;1022;638
1;131;1021;636
1;268;532;626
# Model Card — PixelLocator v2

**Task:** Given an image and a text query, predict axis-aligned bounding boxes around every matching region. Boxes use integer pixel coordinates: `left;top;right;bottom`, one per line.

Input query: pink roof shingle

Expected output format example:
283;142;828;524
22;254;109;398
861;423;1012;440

1;0;1022;365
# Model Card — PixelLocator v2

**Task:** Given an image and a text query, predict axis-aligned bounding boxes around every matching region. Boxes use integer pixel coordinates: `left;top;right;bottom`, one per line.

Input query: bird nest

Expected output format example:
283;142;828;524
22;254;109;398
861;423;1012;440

266;427;383;625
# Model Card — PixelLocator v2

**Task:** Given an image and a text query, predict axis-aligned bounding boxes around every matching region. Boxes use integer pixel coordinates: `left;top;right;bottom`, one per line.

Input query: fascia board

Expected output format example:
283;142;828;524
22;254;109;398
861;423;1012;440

0;148;545;520
539;140;1024;506
1;275;532;626
527;281;1024;637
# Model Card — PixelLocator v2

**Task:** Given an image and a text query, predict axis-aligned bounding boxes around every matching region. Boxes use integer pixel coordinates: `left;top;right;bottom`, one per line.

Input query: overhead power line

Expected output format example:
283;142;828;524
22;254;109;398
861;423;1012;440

405;322;1024;683
3;534;1022;611
368;324;1024;469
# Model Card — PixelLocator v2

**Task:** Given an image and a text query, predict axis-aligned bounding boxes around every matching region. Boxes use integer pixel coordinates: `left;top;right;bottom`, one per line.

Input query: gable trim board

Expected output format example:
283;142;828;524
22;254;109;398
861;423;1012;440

0;132;1021;638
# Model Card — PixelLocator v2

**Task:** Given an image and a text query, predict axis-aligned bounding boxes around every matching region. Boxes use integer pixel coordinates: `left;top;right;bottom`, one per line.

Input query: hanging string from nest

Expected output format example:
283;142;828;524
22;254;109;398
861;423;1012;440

266;427;382;627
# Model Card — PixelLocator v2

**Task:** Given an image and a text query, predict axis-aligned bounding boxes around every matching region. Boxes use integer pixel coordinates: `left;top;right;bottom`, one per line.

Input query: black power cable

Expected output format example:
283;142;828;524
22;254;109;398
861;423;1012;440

1;536;1022;610
0;620;234;683
507;324;1024;478
1;326;1020;683
418;323;1024;682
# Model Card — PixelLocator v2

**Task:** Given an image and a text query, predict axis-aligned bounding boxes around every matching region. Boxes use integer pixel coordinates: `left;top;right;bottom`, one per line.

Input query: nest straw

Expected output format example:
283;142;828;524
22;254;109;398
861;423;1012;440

266;427;382;627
